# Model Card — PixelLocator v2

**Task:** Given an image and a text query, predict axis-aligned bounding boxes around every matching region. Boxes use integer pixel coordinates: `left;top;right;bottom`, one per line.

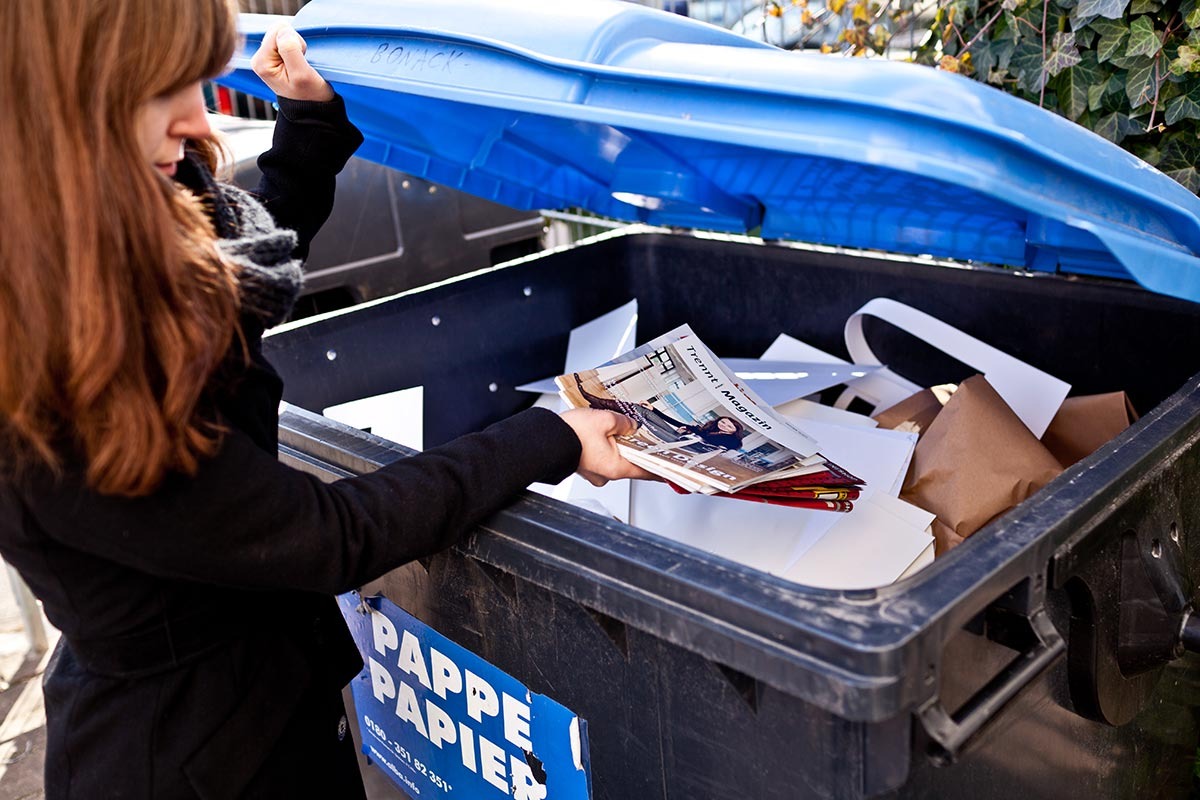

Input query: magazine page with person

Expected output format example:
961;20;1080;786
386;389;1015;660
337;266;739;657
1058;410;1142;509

557;326;863;501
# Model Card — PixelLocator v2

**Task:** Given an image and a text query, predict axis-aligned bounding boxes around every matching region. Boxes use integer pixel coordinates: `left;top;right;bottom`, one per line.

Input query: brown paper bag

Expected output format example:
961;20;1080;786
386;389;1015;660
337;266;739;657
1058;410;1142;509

900;375;1063;556
872;383;958;435
873;389;943;434
1040;392;1138;468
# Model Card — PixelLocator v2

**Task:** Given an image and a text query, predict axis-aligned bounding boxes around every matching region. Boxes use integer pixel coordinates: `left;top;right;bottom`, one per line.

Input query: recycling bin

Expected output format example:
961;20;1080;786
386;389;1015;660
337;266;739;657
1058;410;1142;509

221;1;1200;798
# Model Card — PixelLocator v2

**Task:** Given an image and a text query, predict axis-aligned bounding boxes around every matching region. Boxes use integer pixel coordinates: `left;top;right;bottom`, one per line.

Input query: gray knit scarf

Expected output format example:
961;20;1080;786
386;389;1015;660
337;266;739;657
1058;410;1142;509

213;183;304;328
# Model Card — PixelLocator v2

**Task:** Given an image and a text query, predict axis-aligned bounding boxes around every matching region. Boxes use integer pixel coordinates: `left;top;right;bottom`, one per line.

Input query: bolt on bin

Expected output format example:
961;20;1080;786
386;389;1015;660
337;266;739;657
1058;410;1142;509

220;1;1200;798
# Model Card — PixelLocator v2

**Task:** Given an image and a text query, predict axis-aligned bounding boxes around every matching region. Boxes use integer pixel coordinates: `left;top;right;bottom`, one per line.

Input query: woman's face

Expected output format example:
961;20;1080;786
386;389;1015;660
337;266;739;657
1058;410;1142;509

135;81;211;178
717;418;738;434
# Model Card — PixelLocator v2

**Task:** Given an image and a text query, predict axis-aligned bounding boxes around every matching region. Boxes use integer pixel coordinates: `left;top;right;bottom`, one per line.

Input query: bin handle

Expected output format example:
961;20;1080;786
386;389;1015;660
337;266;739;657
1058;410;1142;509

917;607;1065;764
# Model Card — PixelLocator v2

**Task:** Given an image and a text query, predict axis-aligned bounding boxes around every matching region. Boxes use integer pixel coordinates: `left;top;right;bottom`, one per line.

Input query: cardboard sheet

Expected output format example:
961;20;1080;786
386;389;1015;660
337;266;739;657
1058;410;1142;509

896;540;936;581
772;396;880;428
761;333;846;365
760;332;902;420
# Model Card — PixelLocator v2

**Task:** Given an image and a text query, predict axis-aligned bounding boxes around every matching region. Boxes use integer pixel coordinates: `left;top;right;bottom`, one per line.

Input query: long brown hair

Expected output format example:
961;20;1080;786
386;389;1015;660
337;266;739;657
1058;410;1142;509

0;0;242;496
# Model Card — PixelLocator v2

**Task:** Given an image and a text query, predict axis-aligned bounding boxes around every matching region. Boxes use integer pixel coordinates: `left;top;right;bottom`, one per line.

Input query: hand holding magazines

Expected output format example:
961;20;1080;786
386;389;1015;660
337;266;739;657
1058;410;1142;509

556;325;864;509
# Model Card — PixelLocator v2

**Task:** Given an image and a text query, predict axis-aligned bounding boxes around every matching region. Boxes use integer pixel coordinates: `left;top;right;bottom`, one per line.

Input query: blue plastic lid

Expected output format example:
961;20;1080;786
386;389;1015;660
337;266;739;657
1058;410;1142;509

221;0;1200;303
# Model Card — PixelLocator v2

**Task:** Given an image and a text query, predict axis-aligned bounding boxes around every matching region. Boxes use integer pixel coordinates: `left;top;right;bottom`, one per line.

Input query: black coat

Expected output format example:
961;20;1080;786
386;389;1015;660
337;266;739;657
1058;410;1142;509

0;98;581;799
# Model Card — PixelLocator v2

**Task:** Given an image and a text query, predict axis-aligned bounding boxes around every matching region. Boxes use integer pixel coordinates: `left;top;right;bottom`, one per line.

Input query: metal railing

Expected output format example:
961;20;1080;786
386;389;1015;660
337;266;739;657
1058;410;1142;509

238;0;307;13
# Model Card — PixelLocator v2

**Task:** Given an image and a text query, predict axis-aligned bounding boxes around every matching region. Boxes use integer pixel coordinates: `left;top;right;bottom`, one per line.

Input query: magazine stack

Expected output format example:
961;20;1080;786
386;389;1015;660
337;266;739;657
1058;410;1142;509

557;326;864;512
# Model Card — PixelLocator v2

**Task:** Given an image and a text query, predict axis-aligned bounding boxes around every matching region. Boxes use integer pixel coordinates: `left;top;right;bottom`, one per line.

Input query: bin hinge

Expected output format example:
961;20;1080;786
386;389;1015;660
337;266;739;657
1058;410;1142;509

916;606;1065;765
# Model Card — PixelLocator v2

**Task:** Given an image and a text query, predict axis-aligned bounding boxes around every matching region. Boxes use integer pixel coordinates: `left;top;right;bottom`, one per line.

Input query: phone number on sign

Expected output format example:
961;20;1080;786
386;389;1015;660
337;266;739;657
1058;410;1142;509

364;715;455;794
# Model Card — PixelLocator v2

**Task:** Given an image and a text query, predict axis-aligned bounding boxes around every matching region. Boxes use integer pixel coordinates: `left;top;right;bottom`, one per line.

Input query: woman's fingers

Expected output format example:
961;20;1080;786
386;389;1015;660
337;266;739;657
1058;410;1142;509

250;23;334;102
559;409;658;486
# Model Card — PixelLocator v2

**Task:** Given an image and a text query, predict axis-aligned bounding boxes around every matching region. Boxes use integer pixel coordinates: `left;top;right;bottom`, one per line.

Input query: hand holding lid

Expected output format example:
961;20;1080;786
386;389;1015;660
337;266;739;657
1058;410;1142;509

250;22;334;102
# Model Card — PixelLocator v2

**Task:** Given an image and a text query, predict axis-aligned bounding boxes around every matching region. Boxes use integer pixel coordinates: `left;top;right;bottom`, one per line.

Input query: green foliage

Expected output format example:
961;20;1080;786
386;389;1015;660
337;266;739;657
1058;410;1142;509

923;0;1200;192
794;0;1200;194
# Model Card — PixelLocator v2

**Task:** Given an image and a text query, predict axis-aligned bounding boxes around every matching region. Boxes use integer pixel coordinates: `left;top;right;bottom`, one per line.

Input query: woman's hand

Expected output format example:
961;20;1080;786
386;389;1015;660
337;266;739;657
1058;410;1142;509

559;409;659;487
250;23;335;102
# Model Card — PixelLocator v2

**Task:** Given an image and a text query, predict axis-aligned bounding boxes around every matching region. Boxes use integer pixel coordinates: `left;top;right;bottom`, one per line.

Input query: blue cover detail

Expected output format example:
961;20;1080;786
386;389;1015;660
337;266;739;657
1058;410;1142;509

222;0;1200;302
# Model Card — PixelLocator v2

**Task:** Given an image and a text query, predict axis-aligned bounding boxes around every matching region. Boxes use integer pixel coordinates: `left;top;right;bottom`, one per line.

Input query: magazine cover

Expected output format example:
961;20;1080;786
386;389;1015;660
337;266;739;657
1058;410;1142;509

557;326;855;496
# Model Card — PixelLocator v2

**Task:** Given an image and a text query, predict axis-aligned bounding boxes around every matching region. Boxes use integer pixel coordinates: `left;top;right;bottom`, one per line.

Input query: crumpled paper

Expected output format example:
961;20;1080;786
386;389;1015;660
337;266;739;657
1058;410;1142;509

898;376;1063;556
1040;391;1138;468
872;383;958;436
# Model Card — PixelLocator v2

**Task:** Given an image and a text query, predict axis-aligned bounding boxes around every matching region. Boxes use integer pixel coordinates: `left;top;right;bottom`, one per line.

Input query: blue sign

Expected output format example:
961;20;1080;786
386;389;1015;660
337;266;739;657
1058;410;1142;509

337;592;592;800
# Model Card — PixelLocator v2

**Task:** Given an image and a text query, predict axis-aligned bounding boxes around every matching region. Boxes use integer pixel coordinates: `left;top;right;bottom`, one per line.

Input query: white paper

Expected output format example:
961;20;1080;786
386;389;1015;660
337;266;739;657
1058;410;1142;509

516;300;638;394
530;392;564;414
771;417;918;498
896;539;936;581
760;333;887;412
530;474;632;524
772;396;878;428
761;333;845;364
844;298;1070;437
523;301;639;521
720;358;879;406
780;494;934;589
628;480;840;575
323;387;424;450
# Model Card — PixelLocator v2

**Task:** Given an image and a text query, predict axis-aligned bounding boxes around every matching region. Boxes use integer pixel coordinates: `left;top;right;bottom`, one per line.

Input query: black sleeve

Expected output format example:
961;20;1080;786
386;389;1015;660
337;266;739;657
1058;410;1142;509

22;408;580;595
253;94;365;260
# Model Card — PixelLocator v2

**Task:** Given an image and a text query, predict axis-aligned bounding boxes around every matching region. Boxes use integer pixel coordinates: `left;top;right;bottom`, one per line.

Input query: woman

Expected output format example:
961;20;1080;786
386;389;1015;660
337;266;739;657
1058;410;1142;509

0;2;648;797
673;415;746;450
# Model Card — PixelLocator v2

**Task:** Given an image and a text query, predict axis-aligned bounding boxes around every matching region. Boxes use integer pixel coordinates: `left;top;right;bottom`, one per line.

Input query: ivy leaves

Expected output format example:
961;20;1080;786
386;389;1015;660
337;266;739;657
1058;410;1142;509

1060;53;1103;118
1074;0;1129;18
1124;56;1159;107
1093;18;1130;60
1126;16;1162;57
1165;83;1200;123
907;0;1200;193
792;0;1200;195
